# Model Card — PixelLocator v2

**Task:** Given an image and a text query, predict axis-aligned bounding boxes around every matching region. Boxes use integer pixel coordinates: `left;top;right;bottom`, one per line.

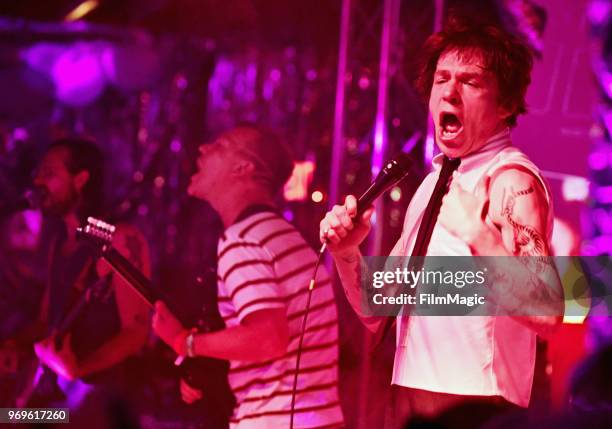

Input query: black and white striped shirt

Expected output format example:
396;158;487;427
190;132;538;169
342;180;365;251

217;211;344;429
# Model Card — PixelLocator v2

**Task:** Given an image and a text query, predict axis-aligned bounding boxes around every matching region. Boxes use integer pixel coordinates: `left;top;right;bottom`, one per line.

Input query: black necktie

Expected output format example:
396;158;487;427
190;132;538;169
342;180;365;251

410;156;461;257
375;156;460;345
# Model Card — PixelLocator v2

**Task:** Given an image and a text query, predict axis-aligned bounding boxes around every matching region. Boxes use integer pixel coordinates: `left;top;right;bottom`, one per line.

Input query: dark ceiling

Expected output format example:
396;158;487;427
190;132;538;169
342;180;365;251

0;0;341;49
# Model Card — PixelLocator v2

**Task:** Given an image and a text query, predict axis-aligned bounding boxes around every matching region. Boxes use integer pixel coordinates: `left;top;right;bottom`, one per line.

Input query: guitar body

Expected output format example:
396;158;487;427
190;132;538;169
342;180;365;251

163;266;236;420
0;346;57;408
14;362;66;408
78;218;236;422
10;273;115;409
180;356;234;418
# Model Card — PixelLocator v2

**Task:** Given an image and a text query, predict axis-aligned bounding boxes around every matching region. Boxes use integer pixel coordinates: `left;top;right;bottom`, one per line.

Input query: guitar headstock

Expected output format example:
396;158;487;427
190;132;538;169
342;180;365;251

76;217;116;253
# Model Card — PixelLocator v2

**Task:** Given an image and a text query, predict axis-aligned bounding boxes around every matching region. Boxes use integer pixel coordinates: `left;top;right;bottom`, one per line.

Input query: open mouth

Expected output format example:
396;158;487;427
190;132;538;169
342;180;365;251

439;112;463;140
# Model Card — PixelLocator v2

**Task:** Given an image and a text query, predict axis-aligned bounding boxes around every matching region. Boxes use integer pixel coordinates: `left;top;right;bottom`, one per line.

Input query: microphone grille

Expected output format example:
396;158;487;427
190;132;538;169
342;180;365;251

388;152;414;178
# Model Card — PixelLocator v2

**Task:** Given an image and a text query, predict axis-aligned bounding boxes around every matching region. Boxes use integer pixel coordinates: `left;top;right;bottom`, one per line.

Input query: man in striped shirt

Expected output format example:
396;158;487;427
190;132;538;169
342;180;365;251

152;124;344;428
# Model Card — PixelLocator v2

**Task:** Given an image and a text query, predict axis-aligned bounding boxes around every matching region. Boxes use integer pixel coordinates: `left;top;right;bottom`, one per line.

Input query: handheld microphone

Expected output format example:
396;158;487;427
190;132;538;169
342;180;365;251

320;152;413;252
355;152;414;216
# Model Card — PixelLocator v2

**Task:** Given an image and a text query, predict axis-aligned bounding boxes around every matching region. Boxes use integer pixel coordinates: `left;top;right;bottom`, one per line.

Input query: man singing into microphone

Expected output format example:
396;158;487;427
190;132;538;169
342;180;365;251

152;124;344;428
320;17;563;427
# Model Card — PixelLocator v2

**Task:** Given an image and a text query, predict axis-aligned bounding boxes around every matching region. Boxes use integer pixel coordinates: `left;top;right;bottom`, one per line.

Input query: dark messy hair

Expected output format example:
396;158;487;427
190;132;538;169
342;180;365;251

48;137;105;219
415;16;533;127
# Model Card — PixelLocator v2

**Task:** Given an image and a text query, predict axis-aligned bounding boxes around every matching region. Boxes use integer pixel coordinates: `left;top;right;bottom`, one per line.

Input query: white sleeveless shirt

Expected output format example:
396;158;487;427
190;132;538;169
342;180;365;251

389;129;553;407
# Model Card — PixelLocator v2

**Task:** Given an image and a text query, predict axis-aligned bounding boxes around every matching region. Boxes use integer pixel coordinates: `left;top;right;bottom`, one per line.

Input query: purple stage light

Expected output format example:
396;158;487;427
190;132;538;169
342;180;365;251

562;176;590;202
306;69;317;81
593;208;612;233
51;44;105;107
588;147;609;170
270;69;281;81
170;139;182;153
588;0;612;28
595;185;612;204
358;76;370;90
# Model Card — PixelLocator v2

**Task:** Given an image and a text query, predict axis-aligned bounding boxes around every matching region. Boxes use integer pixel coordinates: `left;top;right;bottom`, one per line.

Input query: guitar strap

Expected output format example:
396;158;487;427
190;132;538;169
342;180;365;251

48;237;98;333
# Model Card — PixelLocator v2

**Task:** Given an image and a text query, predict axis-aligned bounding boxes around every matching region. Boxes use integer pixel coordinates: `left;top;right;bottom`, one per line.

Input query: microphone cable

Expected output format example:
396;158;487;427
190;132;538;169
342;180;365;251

289;152;414;429
289;241;327;429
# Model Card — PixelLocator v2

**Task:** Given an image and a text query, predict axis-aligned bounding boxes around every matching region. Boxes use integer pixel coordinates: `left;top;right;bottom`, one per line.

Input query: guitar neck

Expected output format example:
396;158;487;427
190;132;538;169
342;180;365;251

54;276;109;345
102;248;157;307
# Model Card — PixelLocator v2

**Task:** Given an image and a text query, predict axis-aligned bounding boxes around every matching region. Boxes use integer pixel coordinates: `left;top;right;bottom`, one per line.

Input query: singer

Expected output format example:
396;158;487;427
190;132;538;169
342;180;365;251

319;17;563;428
152;124;344;429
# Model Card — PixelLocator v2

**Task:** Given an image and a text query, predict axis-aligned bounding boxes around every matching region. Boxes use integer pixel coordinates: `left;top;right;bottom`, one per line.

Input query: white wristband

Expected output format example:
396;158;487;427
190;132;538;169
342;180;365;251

186;330;196;358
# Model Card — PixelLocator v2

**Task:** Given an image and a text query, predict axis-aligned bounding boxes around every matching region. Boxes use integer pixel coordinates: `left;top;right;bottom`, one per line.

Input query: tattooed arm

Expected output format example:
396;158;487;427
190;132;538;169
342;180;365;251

72;224;151;377
473;167;563;335
440;166;563;336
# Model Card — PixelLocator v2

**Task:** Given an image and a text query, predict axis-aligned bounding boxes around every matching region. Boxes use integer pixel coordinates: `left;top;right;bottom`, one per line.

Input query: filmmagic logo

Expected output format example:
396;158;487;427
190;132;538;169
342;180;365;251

371;292;486;307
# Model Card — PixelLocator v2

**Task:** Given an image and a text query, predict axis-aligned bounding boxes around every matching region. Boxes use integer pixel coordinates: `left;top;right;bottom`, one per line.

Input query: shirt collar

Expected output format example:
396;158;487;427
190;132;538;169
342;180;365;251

432;127;512;173
232;204;279;225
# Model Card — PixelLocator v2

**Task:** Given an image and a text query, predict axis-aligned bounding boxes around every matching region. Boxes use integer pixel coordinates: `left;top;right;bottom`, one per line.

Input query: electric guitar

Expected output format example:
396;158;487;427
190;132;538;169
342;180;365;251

76;217;235;419
13;275;111;408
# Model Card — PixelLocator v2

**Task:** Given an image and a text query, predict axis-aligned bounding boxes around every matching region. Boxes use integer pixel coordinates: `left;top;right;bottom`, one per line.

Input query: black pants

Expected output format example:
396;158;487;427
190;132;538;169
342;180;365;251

385;385;523;429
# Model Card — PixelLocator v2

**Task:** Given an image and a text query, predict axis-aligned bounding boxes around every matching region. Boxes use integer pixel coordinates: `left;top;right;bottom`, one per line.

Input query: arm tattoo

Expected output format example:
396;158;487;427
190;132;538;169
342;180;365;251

501;185;545;255
514;186;535;197
527;275;556;303
500;185;550;273
489;242;559;314
482;182;563;316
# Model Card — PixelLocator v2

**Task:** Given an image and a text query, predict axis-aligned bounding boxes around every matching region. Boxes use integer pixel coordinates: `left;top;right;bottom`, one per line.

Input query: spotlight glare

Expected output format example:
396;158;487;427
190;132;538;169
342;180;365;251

390;186;402;202
562;177;590;202
311;191;324;203
65;0;99;22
